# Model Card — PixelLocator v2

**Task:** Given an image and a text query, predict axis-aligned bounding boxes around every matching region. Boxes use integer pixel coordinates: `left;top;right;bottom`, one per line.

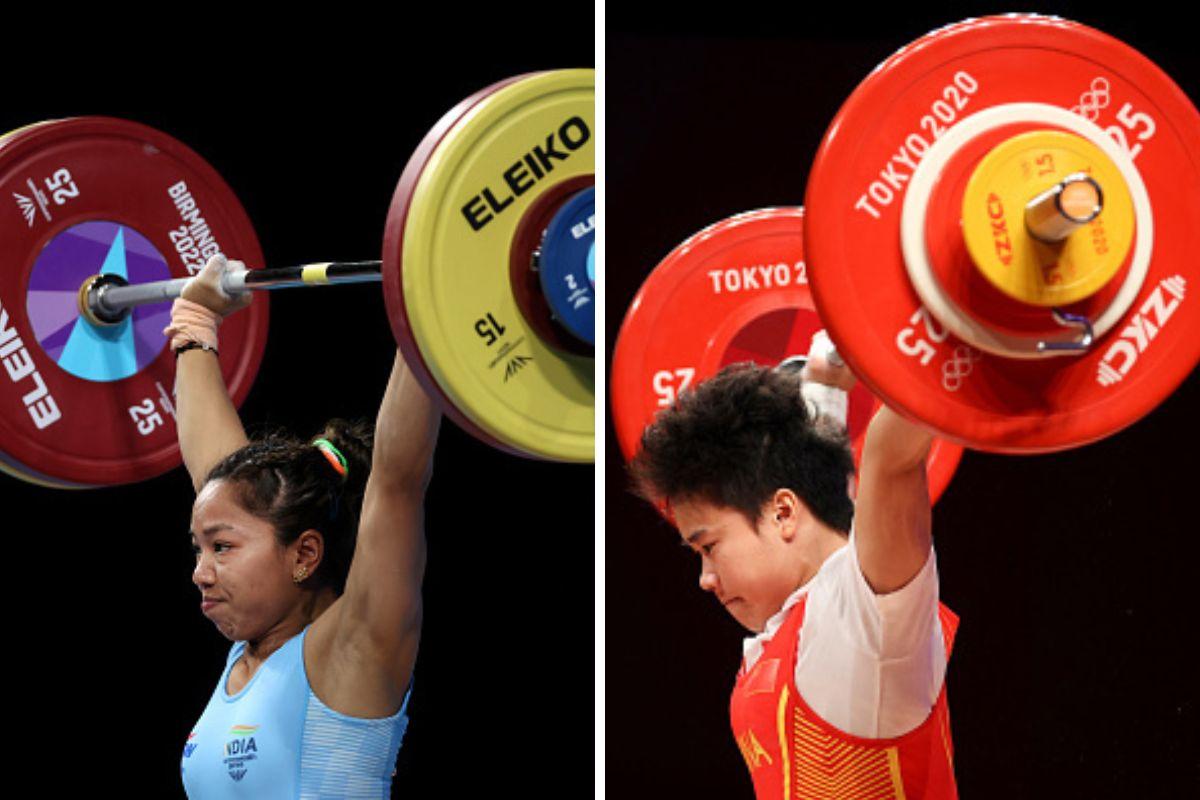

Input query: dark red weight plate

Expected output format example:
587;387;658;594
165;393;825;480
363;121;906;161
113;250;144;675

806;15;1200;453
611;207;963;505
0;117;267;486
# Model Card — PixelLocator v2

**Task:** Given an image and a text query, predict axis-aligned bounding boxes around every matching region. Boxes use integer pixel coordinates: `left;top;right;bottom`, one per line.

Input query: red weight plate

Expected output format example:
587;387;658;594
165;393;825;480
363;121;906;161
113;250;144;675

0;117;267;486
806;15;1200;453
611;207;963;505
382;74;538;458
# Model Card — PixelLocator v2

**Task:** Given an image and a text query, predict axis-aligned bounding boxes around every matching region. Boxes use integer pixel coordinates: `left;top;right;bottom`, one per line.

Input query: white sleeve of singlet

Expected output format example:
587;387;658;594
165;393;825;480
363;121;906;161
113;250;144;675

794;529;947;739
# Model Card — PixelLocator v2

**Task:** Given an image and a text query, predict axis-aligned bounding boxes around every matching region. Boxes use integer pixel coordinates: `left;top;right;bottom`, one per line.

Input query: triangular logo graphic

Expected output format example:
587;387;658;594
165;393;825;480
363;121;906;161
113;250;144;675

13;193;34;227
504;355;533;382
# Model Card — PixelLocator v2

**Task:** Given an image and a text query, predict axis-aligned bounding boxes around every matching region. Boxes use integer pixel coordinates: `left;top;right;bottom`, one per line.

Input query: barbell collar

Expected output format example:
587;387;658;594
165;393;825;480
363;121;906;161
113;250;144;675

1025;173;1104;243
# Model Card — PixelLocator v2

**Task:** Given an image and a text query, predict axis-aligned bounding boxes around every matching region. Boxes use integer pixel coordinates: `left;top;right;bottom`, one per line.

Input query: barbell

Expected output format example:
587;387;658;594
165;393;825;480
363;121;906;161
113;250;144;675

0;69;595;488
613;14;1200;483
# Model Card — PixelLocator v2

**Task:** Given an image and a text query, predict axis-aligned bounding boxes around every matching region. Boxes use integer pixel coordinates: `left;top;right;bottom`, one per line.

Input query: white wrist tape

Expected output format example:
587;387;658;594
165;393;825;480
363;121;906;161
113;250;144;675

802;330;848;427
801;380;848;428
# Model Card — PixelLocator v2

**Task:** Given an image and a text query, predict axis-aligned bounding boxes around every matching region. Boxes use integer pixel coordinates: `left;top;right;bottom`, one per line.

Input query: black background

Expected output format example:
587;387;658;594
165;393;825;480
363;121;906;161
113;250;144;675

608;4;1200;799
0;18;593;799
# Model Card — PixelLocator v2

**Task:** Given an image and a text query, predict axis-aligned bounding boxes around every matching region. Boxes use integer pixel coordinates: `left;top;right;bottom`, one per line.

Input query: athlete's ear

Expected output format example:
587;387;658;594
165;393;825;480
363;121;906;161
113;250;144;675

766;489;810;542
291;529;324;578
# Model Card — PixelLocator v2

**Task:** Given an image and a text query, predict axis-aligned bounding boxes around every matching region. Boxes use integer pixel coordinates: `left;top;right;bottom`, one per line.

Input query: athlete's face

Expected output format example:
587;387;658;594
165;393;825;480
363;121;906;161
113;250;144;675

190;479;298;641
672;497;802;633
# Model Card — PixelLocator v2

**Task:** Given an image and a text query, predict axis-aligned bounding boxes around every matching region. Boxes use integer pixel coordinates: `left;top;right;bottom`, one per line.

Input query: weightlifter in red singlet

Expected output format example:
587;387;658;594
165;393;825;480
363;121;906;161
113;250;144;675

629;333;959;799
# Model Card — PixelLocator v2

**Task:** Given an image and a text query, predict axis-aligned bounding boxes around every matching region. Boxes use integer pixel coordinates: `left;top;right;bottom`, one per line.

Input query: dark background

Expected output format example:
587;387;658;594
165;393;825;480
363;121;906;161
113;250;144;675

0;18;593;799
608;4;1200;799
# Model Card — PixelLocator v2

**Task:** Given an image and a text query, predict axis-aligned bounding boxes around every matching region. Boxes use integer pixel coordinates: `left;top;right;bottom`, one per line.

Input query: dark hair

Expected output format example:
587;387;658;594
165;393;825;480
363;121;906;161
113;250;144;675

205;419;373;594
629;364;855;533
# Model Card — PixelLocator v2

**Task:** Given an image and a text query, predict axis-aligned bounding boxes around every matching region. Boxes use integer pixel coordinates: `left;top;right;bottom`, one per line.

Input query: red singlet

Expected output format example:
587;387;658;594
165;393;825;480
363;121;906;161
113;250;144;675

729;596;960;799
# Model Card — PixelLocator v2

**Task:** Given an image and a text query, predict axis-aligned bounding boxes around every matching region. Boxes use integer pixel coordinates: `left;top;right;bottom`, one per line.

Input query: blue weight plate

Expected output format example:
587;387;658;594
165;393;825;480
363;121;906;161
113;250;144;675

538;187;595;346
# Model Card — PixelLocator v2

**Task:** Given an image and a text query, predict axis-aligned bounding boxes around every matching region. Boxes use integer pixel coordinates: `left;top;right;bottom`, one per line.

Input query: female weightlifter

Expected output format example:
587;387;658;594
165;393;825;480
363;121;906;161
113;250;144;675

173;254;439;798
630;335;958;799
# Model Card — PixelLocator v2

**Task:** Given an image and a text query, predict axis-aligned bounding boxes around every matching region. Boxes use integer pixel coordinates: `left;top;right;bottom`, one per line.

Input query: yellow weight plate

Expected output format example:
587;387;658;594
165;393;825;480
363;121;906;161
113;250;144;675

961;130;1135;306
400;70;595;462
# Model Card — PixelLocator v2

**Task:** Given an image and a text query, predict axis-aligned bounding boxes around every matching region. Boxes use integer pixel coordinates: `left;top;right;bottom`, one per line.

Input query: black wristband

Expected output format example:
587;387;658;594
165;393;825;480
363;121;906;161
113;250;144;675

173;341;219;357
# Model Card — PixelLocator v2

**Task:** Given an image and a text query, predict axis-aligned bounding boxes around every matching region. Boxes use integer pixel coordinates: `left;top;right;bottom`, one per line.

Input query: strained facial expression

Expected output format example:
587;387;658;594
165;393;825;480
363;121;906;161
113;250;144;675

190;479;297;641
672;497;800;632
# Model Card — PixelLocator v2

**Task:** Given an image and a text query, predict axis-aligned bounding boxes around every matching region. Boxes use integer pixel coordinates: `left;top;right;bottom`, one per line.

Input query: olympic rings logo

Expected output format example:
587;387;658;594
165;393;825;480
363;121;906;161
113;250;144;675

941;345;981;392
1072;77;1111;122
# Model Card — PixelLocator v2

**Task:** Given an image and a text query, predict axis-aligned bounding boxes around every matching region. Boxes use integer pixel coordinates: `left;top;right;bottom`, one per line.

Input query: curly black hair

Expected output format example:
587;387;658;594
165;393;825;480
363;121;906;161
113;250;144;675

204;419;373;594
629;364;855;533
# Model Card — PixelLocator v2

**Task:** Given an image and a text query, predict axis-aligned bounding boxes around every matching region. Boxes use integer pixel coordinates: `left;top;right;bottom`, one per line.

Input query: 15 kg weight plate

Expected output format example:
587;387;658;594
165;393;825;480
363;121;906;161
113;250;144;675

384;70;596;463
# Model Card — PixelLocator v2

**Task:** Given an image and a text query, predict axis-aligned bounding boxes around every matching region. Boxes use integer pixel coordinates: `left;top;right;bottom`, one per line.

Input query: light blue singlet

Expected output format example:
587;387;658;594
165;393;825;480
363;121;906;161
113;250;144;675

181;627;410;799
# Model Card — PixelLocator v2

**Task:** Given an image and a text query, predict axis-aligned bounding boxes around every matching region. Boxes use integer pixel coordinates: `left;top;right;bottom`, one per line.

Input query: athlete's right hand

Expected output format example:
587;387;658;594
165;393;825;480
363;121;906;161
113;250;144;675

182;254;252;317
801;330;856;392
